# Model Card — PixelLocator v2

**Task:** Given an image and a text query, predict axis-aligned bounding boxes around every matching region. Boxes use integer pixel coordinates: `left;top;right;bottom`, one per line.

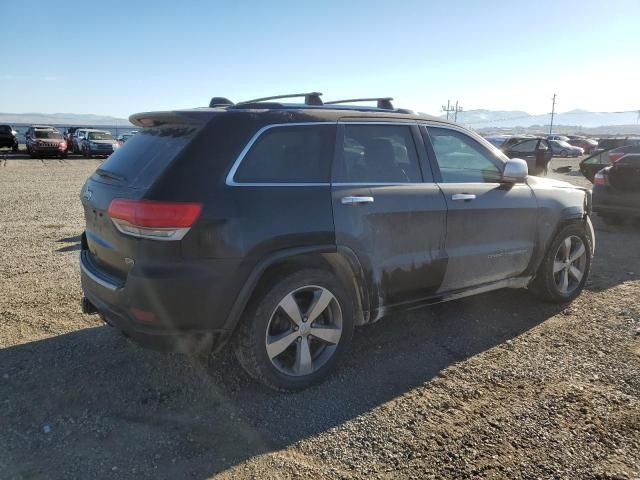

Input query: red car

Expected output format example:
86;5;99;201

568;138;598;154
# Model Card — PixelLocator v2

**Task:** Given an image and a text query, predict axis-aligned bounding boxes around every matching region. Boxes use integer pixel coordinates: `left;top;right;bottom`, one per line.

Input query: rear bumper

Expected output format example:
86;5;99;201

79;248;241;353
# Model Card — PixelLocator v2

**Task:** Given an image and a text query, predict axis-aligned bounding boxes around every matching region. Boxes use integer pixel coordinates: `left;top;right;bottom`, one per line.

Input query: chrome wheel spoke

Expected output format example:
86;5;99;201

569;265;583;282
562;237;572;259
310;325;341;345
559;269;569;293
266;330;299;359
294;338;313;375
266;285;343;377
569;243;585;263
279;292;303;326
306;289;333;323
553;261;565;273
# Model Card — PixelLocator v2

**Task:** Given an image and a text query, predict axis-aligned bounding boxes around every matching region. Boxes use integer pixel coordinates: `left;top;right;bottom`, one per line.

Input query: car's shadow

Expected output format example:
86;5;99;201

0;289;565;479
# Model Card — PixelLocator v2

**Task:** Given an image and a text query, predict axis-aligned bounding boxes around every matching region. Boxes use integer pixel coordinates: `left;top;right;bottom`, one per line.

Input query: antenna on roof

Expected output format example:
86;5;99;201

325;97;395;110
237;92;323;106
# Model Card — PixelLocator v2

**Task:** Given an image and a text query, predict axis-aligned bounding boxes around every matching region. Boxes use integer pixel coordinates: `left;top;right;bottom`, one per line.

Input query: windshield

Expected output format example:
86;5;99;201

554;140;571;148
88;132;113;141
34;130;63;139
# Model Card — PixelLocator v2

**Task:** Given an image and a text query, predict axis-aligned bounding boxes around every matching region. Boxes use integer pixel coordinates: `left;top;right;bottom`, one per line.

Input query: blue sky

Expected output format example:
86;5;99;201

2;0;639;118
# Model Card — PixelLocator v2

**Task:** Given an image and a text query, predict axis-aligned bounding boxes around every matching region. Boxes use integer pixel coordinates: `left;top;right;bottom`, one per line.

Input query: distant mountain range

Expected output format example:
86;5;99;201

2;109;639;132
0;112;133;127
443;109;640;129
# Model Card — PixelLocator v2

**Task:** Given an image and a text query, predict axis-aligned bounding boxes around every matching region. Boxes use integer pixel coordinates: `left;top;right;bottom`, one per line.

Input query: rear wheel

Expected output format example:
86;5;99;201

233;269;354;391
530;223;591;303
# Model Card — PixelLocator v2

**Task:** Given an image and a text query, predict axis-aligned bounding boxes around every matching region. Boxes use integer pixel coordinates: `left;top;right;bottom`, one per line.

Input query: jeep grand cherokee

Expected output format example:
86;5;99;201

79;93;595;390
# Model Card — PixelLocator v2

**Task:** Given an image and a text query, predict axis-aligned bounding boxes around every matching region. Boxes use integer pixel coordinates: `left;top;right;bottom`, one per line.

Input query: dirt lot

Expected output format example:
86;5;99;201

0;152;639;479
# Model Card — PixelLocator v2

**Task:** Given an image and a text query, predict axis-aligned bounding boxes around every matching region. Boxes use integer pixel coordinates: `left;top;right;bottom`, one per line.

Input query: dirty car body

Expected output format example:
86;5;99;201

79;96;595;389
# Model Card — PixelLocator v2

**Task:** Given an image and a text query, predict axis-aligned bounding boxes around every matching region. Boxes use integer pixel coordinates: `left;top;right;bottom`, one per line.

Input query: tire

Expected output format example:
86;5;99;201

561;149;568;157
84;148;91;159
233;269;355;391
59;153;67;159
530;222;592;303
12;144;18;152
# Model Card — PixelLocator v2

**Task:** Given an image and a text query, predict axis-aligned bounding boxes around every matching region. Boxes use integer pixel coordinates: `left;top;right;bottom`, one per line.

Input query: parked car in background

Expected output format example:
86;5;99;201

116;132;136;145
483;135;509;148
568;138;598;154
596;137;640;152
0;125;19;152
591;146;640;224
580;144;640;182
501;137;553;175
80;130;119;158
79;94;595;390
72;128;90;153
548;140;583;157
64;127;84;150
547;135;570;142
25;125;57;144
25;127;68;159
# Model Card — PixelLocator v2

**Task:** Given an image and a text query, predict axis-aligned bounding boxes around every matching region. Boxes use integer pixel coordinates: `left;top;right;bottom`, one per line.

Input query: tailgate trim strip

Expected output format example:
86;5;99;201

80;251;123;292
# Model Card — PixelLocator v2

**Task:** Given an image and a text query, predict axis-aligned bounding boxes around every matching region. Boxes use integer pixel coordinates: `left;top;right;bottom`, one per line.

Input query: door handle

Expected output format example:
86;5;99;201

341;196;374;205
451;193;476;201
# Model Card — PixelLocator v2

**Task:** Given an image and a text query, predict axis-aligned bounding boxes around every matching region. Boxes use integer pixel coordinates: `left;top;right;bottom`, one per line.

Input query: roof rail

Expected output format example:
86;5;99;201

325;97;394;110
237;92;323;106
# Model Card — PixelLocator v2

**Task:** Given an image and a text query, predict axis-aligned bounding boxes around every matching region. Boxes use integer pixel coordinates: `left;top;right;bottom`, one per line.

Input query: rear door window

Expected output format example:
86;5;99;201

234;124;335;183
334;124;423;183
95;125;199;188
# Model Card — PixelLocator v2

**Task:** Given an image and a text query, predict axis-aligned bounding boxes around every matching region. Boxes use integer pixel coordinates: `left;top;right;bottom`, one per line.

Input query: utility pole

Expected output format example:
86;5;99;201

549;93;557;135
442;100;463;122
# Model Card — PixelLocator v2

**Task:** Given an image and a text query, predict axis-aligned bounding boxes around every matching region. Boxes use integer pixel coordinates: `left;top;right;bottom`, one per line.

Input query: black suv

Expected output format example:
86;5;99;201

80;93;595;390
0;125;19;151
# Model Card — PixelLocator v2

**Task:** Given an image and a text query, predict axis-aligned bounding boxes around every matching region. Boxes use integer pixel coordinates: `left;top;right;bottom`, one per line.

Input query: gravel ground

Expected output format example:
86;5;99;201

0;153;638;479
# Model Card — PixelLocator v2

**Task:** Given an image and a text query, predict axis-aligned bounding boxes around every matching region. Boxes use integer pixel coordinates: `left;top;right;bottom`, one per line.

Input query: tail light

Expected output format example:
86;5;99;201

593;170;607;186
608;151;625;163
107;199;202;241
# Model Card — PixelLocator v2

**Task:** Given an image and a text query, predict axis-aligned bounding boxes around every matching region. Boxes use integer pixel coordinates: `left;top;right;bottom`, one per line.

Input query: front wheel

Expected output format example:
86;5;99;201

233;269;354;391
530;222;592;303
561;149;568;157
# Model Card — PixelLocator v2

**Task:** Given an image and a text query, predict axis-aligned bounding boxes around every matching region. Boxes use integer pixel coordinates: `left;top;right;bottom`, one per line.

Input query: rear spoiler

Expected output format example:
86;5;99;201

129;110;216;127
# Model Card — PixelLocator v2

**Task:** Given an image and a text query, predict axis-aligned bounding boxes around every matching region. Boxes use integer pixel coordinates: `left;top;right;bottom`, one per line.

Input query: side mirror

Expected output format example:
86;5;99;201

502;158;528;183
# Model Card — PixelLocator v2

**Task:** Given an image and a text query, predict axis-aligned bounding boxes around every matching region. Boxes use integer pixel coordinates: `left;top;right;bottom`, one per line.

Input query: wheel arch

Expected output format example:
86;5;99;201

223;245;371;334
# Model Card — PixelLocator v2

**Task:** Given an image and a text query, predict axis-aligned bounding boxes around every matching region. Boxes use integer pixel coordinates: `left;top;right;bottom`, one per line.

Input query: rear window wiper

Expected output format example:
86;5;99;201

95;169;126;182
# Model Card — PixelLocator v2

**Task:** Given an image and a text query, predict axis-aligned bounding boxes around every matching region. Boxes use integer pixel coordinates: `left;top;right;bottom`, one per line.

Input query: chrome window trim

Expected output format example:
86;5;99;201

226;120;421;187
225;122;335;187
419;121;508;165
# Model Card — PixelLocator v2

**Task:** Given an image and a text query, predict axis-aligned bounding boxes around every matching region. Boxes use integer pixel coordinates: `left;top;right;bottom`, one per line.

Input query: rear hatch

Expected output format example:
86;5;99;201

80;122;202;281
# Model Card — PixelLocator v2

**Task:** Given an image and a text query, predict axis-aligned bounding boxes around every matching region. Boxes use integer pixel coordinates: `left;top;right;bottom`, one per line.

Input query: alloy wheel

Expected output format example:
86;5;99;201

553;235;587;295
265;285;342;377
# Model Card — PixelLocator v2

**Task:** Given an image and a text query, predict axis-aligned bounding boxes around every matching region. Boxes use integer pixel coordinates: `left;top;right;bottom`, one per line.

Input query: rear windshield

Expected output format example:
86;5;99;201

95;125;198;187
34;131;63;139
0;125;11;133
88;132;113;141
